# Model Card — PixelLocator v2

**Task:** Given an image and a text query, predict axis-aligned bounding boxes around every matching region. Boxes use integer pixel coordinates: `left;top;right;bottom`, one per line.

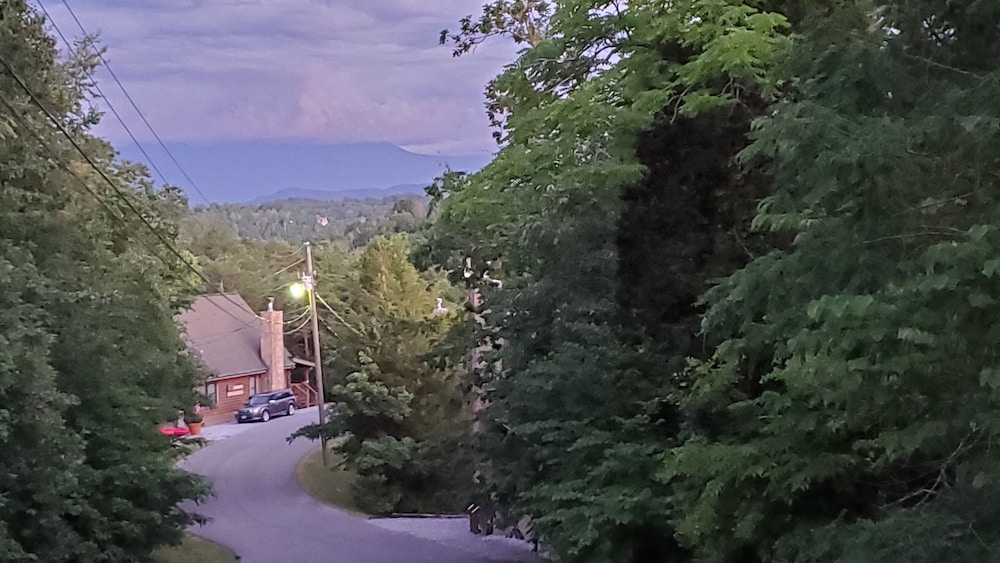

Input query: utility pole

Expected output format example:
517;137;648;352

303;242;328;466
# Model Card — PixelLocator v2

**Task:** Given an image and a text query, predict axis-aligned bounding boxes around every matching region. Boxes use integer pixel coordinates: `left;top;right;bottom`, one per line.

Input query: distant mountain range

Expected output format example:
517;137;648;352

247;183;426;204
114;141;493;203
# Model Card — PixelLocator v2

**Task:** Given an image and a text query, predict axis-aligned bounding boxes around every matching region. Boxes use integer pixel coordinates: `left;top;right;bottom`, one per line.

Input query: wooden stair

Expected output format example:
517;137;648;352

292;382;319;408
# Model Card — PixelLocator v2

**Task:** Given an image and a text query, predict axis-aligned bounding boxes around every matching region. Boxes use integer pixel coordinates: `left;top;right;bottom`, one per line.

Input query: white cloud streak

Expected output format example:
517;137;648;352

42;0;512;154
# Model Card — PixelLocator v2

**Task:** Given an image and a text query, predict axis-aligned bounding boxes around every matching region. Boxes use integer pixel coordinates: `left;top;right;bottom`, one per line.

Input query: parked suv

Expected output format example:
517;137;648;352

235;389;297;423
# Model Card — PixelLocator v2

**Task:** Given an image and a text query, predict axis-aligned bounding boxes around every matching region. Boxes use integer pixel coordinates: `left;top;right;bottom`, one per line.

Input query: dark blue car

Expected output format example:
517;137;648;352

235;389;296;423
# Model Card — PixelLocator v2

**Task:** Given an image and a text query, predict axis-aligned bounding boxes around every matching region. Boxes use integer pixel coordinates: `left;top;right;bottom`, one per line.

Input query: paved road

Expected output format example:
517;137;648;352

181;408;519;563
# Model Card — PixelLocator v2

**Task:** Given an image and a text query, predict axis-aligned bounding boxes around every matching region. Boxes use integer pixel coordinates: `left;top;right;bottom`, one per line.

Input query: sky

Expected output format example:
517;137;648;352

39;0;514;157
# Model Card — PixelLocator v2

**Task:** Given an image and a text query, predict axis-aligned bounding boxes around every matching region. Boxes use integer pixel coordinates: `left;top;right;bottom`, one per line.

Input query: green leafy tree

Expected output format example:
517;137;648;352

190;195;427;246
425;1;790;559
293;235;471;513
301;352;417;513
667;1;1000;561
0;2;208;560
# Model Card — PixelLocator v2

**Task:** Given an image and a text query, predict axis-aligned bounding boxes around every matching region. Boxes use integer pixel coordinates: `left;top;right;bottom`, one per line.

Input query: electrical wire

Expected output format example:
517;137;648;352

271;243;307;261
175;300;307;347
284;315;312;335
184;324;257;348
283;306;311;325
1;95;258;330
34;1;276;327
190;300;308;345
55;0;215;206
317;317;341;337
36;0;173;189
0;54;260;327
264;279;300;297
270;258;305;279
315;292;364;337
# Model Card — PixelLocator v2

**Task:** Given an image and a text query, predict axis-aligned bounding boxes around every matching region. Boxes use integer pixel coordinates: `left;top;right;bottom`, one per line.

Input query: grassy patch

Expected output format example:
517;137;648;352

152;533;236;563
294;446;365;515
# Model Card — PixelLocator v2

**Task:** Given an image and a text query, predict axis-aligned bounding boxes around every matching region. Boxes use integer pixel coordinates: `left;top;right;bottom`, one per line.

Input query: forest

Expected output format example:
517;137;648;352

0;2;208;560
411;0;1000;561
3;0;1000;562
190;195;429;247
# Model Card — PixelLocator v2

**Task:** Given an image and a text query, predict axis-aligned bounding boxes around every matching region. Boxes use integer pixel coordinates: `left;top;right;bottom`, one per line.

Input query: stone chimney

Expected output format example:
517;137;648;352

260;298;287;391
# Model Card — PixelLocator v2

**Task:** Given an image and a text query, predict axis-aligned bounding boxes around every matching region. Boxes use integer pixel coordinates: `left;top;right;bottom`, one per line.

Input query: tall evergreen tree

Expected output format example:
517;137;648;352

293;235;471;514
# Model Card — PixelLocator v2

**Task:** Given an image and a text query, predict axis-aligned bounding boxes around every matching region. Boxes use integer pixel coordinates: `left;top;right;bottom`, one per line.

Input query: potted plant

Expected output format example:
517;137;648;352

184;412;204;436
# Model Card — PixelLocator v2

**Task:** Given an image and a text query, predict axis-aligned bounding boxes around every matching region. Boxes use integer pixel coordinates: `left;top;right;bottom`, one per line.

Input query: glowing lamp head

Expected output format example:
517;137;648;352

289;282;307;300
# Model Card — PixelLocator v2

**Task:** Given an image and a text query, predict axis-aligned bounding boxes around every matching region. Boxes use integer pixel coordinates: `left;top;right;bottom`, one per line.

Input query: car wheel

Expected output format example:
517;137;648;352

287;404;295;416
261;410;270;422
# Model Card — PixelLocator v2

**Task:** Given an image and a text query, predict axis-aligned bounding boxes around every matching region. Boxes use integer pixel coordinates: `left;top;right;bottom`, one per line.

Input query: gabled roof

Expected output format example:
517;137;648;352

177;293;293;380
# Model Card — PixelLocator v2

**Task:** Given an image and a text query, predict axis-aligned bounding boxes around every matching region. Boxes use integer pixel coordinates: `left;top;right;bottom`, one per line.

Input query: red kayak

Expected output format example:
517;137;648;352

159;427;191;437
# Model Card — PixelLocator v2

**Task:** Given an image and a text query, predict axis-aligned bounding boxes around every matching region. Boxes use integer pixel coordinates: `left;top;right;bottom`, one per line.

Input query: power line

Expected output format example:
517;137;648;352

179;299;308;348
30;1;265;329
283;306;311;325
185;324;257;348
272;243;308;261
0;95;258;331
315;291;364;337
55;0;214;206
1;98;134;236
0;54;258;328
264;279;299;297
270;257;305;279
35;0;173;189
284;315;312;335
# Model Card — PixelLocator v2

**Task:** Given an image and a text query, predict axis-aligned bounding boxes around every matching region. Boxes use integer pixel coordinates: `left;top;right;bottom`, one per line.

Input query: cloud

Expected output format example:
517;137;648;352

41;0;512;154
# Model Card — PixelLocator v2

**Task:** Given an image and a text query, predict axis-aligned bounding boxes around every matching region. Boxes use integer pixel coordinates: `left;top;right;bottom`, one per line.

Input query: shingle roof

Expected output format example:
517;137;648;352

177;293;293;380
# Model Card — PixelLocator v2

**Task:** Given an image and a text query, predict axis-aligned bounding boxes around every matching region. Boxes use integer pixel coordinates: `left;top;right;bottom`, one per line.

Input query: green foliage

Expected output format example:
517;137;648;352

350;436;419;514
151;533;237;563
0;3;208;560
426;0;1000;560
425;0;790;559
665;1;1000;561
190;195;428;247
181;218;311;310
324;352;415;441
292;235;473;514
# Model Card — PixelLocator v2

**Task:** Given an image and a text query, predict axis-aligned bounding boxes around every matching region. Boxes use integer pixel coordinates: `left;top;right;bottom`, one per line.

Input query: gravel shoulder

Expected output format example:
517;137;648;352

368;516;542;562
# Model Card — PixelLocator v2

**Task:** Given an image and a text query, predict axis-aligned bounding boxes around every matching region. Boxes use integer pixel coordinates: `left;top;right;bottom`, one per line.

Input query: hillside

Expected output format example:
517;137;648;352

189;195;429;246
114;141;492;203
247;183;425;204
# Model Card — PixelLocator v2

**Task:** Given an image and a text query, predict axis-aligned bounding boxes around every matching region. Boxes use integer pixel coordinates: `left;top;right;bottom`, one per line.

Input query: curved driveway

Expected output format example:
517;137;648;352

181;408;519;563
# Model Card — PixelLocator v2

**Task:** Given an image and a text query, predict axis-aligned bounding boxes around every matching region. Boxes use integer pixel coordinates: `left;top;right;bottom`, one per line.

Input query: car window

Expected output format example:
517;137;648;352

247;394;269;405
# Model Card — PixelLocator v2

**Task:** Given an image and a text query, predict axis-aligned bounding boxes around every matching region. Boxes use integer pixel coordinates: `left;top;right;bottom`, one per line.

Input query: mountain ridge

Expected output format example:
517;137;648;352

245;183;426;205
114;141;492;203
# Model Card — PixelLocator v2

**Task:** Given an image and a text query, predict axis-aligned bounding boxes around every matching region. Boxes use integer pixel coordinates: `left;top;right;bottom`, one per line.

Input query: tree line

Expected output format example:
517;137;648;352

0;2;207;560
0;3;464;558
191;196;429;247
412;0;1000;561
6;0;1000;561
184;200;474;516
221;1;1000;561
